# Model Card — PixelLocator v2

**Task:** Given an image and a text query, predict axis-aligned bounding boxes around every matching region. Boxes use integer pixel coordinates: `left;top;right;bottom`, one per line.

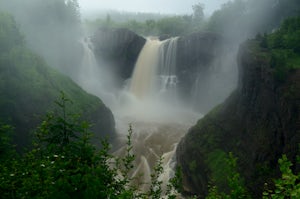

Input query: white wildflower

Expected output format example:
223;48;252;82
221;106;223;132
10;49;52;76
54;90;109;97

10;173;15;177
53;154;58;158
41;164;45;167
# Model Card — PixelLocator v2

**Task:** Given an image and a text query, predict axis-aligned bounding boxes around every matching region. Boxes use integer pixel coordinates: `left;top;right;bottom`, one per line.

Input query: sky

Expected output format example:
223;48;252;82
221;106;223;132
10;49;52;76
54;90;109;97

78;0;230;16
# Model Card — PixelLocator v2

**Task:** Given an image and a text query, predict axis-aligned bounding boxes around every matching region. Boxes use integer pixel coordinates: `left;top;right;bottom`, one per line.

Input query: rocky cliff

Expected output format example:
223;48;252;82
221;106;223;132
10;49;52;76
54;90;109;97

92;28;146;86
176;32;225;113
176;40;300;198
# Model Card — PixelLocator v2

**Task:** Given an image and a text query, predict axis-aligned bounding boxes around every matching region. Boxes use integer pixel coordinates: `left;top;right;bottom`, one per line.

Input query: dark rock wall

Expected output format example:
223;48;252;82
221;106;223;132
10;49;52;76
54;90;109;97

92;28;146;86
176;40;300;198
176;32;223;112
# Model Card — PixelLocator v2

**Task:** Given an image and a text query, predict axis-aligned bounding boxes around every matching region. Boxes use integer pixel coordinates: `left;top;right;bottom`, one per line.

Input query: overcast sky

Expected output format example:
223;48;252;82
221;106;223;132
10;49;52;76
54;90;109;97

78;0;230;16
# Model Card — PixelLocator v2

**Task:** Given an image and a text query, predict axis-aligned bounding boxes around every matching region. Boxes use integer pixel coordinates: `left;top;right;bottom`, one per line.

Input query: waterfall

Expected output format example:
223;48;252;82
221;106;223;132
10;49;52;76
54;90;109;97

129;38;162;99
78;37;117;107
79;37;100;90
158;37;179;100
76;35;201;195
129;37;179;102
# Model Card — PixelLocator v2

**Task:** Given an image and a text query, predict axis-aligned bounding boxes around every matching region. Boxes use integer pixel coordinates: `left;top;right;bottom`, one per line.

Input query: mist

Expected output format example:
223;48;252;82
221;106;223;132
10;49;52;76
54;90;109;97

0;0;299;196
0;0;82;78
79;0;229;16
0;0;298;136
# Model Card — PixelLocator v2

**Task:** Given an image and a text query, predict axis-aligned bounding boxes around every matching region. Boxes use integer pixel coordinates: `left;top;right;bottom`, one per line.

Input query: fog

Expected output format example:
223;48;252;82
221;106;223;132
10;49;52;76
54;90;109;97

0;0;298;119
0;0;297;120
79;0;229;16
0;0;299;194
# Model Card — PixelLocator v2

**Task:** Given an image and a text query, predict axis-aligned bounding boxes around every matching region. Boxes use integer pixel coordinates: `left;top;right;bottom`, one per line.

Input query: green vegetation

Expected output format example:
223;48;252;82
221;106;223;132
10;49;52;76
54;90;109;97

0;95;299;198
206;153;300;199
0;0;82;75
84;2;205;37
206;152;250;199
261;16;300;81
85;14;198;37
0;13;24;54
0;94;179;198
0;12;114;149
85;0;300;39
263;155;300;198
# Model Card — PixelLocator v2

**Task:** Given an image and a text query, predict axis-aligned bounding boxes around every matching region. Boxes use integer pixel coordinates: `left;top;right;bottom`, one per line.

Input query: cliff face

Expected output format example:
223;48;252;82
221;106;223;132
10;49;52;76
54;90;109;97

92;28;146;86
176;40;300;197
176;32;225;113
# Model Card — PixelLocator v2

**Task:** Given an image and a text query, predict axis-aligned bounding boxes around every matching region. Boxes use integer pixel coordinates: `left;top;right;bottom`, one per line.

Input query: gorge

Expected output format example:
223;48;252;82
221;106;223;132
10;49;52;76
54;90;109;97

79;22;300;197
74;25;242;196
0;0;299;198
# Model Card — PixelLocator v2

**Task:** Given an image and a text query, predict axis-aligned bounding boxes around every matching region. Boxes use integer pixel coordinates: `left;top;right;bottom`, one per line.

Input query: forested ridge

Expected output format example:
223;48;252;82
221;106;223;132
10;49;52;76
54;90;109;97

0;11;115;150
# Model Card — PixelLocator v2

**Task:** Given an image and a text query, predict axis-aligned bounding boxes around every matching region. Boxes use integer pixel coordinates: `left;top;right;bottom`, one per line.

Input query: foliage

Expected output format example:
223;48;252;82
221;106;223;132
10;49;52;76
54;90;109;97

205;152;300;199
205;0;300;42
263;155;300;199
0;12;110;149
267;17;300;52
0;0;82;74
261;16;300;81
206;0;246;34
0;94;181;198
35;92;87;154
0;123;16;161
85;13;198;37
206;152;251;199
0;12;23;54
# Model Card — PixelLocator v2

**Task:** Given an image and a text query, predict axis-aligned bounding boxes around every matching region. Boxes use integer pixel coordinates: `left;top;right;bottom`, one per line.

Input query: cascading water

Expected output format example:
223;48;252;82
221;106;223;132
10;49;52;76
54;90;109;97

129;38;161;99
158;37;179;101
114;37;200;193
78;37;101;92
78;37;117;107
129;37;179;103
78;36;201;194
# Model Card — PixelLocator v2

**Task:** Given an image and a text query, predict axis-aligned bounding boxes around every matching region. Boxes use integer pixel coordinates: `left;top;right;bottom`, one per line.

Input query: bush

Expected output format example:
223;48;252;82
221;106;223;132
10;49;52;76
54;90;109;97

0;93;180;198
